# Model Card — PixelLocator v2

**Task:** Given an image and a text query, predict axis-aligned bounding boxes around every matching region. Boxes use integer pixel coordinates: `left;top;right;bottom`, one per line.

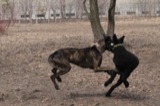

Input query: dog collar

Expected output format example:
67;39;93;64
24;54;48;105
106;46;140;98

113;44;124;50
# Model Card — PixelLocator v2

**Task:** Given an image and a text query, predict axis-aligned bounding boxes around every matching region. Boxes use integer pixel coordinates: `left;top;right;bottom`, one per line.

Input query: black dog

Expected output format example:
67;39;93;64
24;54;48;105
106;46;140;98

48;36;112;90
102;34;139;97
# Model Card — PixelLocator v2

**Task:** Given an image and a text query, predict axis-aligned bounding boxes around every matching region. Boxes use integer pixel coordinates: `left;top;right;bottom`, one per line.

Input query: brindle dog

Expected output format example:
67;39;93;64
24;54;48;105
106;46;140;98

48;36;112;90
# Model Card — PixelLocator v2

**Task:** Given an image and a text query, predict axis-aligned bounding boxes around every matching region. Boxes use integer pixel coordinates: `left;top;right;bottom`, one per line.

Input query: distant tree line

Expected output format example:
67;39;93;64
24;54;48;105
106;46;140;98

0;0;160;24
118;0;160;17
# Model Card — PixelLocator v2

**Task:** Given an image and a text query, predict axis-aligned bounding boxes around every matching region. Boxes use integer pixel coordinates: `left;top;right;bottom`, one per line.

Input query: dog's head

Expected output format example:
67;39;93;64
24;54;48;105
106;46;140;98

113;34;125;45
105;34;125;52
104;36;113;51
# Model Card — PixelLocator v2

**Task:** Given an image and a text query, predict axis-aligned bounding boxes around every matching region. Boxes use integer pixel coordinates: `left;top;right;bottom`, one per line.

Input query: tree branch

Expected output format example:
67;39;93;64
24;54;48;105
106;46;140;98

83;0;90;19
107;0;116;37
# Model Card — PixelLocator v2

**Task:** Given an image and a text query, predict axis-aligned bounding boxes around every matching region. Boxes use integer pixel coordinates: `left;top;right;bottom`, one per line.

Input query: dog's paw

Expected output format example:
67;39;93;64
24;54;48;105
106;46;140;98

57;77;62;82
55;86;60;90
105;93;111;97
125;83;129;88
104;82;109;87
124;81;129;88
104;81;111;87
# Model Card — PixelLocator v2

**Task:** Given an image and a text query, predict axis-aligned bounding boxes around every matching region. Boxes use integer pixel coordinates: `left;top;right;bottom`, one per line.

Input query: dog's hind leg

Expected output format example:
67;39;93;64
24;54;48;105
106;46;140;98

50;74;60;90
52;68;62;82
56;64;71;79
51;60;71;90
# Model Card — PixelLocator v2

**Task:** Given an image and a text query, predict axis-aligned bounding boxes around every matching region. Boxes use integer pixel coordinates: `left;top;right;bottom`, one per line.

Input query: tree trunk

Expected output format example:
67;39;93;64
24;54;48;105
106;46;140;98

83;0;105;42
47;0;51;23
107;0;116;37
60;0;65;19
52;8;56;22
83;0;116;42
29;0;33;24
10;0;15;26
53;9;56;22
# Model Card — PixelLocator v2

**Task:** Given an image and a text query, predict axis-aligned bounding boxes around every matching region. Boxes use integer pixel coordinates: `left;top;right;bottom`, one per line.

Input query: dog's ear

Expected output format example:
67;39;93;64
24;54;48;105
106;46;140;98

113;34;118;43
105;36;111;41
119;35;125;43
102;34;106;40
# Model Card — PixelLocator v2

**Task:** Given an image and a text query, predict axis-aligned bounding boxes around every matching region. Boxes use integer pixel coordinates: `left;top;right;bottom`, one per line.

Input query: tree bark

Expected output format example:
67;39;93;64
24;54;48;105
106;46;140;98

107;0;116;37
83;0;105;42
60;0;65;19
28;0;33;24
47;0;51;23
52;8;56;22
83;0;116;41
10;2;14;26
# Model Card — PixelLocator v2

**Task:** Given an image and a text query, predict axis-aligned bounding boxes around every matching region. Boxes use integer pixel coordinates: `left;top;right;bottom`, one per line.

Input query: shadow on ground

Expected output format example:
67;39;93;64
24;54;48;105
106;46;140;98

69;91;149;101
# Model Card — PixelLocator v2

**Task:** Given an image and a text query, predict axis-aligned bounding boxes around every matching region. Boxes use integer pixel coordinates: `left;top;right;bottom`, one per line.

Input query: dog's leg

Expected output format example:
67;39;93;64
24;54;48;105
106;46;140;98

123;80;129;88
94;67;112;73
105;71;131;97
104;70;129;88
52;68;62;82
121;71;131;88
105;77;123;97
55;65;71;89
104;69;116;75
52;60;71;90
104;71;117;87
50;66;71;90
50;74;59;90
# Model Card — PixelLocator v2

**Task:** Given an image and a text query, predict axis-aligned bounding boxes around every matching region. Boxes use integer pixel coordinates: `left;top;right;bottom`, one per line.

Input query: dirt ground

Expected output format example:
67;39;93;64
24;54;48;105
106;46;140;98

0;18;160;106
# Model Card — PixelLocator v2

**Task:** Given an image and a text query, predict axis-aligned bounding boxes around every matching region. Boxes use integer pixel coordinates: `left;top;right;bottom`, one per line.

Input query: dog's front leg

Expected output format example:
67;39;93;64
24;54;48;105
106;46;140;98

104;71;117;87
94;67;112;73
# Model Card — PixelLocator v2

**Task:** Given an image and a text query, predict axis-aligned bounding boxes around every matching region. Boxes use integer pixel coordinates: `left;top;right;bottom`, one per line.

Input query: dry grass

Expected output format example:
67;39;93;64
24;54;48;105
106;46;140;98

0;18;160;106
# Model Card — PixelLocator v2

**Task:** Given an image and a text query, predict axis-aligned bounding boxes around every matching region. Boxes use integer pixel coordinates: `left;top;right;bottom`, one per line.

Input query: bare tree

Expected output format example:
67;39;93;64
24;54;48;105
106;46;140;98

60;0;65;19
1;0;9;19
46;0;51;23
0;1;1;15
107;0;116;37
83;0;105;42
2;0;15;25
0;0;11;33
28;0;33;23
13;0;22;23
75;0;83;19
83;0;116;42
158;1;160;16
19;0;27;20
50;0;59;22
66;0;75;19
19;0;34;23
10;0;15;25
